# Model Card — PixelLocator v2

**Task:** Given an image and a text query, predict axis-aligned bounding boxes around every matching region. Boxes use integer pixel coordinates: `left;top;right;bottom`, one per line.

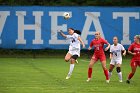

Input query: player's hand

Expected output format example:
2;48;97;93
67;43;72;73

57;30;62;33
105;47;109;51
82;44;85;48
132;53;136;55
110;56;112;60
123;52;126;56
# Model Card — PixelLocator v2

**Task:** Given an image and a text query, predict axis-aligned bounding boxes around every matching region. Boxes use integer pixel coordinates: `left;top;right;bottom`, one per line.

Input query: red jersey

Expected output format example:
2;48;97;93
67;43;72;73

90;38;108;55
128;42;140;61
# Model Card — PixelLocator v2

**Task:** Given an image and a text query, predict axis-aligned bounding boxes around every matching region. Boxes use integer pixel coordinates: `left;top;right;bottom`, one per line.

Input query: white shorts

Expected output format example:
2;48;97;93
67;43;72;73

110;59;122;65
68;48;80;57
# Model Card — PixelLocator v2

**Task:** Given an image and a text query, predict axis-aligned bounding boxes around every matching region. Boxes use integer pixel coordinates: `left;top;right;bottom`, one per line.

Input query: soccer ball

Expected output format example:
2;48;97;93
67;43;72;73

63;12;71;19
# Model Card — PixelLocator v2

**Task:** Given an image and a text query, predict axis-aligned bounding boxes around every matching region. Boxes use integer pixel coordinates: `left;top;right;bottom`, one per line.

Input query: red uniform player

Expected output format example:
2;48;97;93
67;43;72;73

87;31;110;83
126;35;140;84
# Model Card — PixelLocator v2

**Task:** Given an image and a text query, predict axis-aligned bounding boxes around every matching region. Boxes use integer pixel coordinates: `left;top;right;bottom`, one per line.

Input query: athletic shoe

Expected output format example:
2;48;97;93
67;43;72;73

86;78;91;82
106;80;110;83
75;60;79;64
66;74;71;80
119;80;123;83
126;80;130;84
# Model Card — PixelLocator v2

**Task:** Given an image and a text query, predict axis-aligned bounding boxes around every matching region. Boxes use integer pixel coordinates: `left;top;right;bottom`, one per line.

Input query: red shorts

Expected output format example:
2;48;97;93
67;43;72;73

130;61;140;67
92;53;106;62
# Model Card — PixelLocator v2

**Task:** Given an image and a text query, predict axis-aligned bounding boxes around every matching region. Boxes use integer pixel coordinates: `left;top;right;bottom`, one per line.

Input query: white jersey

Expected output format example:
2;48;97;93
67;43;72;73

66;33;80;56
110;43;125;60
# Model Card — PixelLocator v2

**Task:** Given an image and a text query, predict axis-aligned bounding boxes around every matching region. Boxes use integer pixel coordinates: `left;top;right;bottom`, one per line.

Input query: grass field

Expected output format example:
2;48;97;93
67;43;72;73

0;57;139;93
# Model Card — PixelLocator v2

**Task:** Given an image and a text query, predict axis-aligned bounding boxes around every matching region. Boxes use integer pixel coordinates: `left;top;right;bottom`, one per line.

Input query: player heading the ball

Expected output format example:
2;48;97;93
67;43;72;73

58;28;85;80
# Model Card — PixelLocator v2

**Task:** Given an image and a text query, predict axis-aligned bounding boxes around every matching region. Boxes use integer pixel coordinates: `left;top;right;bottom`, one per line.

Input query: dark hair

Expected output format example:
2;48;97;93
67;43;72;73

68;28;74;31
74;30;81;35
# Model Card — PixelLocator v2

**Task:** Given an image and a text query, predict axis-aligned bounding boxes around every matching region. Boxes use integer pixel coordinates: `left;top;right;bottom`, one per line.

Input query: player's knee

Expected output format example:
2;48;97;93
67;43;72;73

131;70;136;74
64;58;69;62
102;65;107;70
116;67;121;73
109;69;112;72
70;58;75;62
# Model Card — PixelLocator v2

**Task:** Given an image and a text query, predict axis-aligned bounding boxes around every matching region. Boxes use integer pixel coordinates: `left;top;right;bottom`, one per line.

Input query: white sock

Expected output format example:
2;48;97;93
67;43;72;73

109;72;112;79
118;72;122;81
68;64;75;76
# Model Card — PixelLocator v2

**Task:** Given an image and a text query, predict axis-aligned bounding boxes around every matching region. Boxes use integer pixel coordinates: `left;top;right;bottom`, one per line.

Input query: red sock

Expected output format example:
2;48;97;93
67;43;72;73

104;69;109;80
128;73;134;80
88;68;92;78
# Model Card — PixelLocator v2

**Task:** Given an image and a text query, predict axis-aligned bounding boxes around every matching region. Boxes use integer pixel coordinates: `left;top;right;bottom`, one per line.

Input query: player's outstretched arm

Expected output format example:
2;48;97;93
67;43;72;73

78;36;85;48
58;30;67;38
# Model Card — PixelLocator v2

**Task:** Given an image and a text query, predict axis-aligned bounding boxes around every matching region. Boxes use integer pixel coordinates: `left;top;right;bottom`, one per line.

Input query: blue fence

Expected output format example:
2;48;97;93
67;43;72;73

0;6;139;49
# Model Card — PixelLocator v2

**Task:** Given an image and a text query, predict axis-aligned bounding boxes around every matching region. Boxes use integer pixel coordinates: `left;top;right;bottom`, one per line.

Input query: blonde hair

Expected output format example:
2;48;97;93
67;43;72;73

135;35;140;42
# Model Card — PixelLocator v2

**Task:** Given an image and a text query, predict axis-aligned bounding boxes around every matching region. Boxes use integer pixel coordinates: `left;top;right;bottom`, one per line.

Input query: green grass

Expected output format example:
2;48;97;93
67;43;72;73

0;57;139;93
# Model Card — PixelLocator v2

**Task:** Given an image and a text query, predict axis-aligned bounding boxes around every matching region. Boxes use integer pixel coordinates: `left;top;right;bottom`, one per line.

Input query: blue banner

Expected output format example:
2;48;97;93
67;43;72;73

0;6;139;49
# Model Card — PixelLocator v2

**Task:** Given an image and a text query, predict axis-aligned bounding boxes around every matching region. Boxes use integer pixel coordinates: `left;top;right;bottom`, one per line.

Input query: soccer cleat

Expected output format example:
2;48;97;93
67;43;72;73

126;80;130;84
86;78;91;82
106;80;110;83
75;60;79;64
119;80;123;83
65;74;71;80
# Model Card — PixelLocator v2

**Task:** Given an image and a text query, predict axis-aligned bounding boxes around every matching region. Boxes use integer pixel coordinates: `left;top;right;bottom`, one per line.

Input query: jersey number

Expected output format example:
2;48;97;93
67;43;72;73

72;39;75;43
114;52;117;56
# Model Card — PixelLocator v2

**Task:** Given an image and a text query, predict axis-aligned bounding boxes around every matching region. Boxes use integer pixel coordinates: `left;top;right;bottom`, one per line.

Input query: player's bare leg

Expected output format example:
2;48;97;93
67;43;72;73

65;53;72;62
109;64;115;80
87;58;96;82
116;64;123;82
126;65;137;84
66;58;75;79
101;61;109;83
65;53;73;79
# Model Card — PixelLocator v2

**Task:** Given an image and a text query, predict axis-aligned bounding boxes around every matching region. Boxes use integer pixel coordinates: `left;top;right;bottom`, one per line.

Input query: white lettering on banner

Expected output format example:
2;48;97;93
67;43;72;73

81;12;105;44
0;11;10;44
49;12;72;44
16;11;43;44
113;12;139;45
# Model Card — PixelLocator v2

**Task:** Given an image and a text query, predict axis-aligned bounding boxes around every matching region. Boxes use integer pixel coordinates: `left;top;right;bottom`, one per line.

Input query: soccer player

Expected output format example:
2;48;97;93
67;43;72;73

126;35;140;84
87;31;110;83
109;36;126;82
58;28;85;79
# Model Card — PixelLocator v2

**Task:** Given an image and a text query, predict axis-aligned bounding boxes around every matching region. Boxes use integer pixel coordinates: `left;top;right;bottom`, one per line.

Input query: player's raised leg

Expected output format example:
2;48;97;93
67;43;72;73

87;58;96;82
116;64;123;82
65;53;72;62
101;60;109;83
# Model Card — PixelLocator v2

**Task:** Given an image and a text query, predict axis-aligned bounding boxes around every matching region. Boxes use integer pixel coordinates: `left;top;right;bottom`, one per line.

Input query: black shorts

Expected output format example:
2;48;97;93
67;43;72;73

71;55;78;60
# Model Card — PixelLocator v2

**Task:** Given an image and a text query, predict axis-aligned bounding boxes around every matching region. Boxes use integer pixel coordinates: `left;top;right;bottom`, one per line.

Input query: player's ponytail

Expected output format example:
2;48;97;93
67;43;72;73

74;30;81;35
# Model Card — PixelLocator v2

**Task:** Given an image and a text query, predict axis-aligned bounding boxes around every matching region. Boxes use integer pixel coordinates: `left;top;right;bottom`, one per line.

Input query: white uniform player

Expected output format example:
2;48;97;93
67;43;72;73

66;33;80;57
110;43;125;65
109;37;126;83
59;28;85;80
